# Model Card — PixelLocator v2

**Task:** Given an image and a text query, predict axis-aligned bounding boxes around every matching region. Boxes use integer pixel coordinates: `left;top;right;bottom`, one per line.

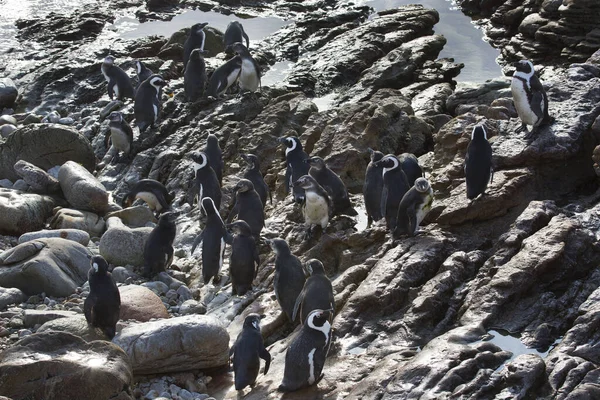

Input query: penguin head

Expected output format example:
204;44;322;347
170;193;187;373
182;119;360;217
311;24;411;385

191;22;208;35
305;259;325;276
513;60;535;78
226;220;252;236
190;48;207;60
278;136;301;153
293;175;316;190
108;111;123;123
227;42;249;56
190;151;209;172
368;148;384;163
306;309;333;331
148;75;167;90
200;197;218;216
305;156;326;170
414;177;431;193
234;179;255;193
243;313;262;331
103;55;115;65
471;125;488;141
90;255;109;275
266;238;290;255
158;211;178;225
373;154;399;170
134;60;143;74
207;134;219;147
240;153;259;169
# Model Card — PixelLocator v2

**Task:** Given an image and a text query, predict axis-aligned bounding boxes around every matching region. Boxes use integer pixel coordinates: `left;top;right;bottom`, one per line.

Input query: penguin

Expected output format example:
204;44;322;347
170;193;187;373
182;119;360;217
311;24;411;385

183;22;208;70
363;148;384;227
122;179;174;216
187;151;222;212
241;153;271;208
398;153;424;186
228;42;261;93
267;238;306;324
184;48;207;102
305;156;356;216
229;313;271;391
279;309;333;393
226;179;265;240
205;134;223;186
226;220;260;296
465;124;493;200
134;60;153;89
224;21;250;49
134;74;167;133
393;178;434;238
101;55;135;101
107;111;134;163
374;154;411;231
279;136;310;203
511;59;553;140
293;175;333;240
206;55;242;98
143;211;177;278
84;255;121;339
191;197;228;285
292;259;334;325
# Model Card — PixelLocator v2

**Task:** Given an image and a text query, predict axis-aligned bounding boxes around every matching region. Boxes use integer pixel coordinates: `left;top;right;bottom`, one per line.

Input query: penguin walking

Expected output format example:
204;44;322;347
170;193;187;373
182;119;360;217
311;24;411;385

465;125;493;200
393;178;434;238
205;134;223;186
187;151;222;212
183;22;208;70
279;136;310;204
292;259;334;324
106;111;134;163
279;309;333;392
134;74;167;133
101;55;135;101
226;179;265;240
363;148;384;227
84;255;121;339
184;48;207;102
267;238;306;324
226;220;260;296
374;154;411;231
306;156;356;216
206;56;242;98
143;211;177;278
191;197;228;285
293;175;333;240
228;42;261;93
229;313;271;391
122;179;174;216
241;153;271;208
511;59;553;140
134;60;153;90
398;153;424;186
224;21;250;49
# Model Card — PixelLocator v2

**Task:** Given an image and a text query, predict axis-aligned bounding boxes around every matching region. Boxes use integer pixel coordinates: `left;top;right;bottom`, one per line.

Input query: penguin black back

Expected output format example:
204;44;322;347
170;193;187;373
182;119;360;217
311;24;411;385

280;136;310;203
101;55;135;101
398;153;424;187
192;197;228;284
465;125;493;200
306;156;355;216
183;22;208;69
134;60;153;90
375;154;411;231
143;211;177;278
84;255;121;339
184;48;207;102
363;148;384;226
226;179;265;240
122;178;174;215
230;313;271;390
205;134;223;186
268;238;306;324
292;259;334;324
224;21;250;49
241;153;270;208
393;177;434;238
227;220;259;296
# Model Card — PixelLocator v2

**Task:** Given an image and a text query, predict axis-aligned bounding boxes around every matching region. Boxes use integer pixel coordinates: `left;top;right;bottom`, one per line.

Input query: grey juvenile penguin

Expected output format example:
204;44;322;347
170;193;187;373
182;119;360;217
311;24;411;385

107;111;134;163
268;238;306;324
205;134;223;186
184;48;207;102
306;156;355;216
101;55;135;101
84;255;121;339
226;179;265;241
229;313;271;391
241;153;271;208
293;259;334;324
393;178;433;238
226;220;259;296
398;153;424;187
183;22;208;70
143;211;177;278
293;175;333;240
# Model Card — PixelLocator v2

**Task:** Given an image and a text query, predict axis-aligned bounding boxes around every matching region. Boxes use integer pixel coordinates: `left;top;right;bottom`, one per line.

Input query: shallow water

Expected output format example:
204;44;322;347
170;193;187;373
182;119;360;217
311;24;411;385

481;329;562;362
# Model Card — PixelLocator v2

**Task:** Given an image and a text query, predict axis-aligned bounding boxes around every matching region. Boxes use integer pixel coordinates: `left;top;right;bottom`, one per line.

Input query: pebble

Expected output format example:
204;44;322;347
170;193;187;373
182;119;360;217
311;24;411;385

0;115;17;126
0;124;17;137
12;179;29;191
58;117;74;125
18;329;32;337
0;179;13;188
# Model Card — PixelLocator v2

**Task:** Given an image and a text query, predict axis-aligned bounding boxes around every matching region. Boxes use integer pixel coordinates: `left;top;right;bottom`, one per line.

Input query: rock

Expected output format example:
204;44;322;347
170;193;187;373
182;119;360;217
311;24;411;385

0;78;18;109
0;115;17;126
0;287;26;310
111;266;138;283
0;179;11;188
0;124;95;182
37;315;109;341
49;208;106;237
176;285;192;302
22;309;79;328
0;238;91;297
42;111;60;124
142;281;169;295
0;331;133;400
13;160;61;194
113;315;229;374
179;300;206;316
119;285;169;322
0;124;17;138
0;188;58;235
99;217;152;267
18;229;90;246
106;205;157;228
22;114;42;125
12;179;29;191
158;26;224;61
58;161;109;213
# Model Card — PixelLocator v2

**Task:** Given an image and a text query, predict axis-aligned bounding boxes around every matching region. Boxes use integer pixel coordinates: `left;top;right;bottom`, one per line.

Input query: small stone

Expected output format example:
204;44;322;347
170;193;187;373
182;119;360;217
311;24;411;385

176;286;192;302
18;329;32;337
58;117;74;125
0;124;17;138
42;111;61;123
0;178;12;188
179;389;194;400
0;115;17;126
22;114;42;125
142;281;169;295
12;179;29;191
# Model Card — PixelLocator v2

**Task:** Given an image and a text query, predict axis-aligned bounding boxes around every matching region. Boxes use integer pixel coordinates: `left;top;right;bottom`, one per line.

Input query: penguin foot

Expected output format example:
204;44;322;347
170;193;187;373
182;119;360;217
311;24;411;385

516;124;528;133
524;129;537;141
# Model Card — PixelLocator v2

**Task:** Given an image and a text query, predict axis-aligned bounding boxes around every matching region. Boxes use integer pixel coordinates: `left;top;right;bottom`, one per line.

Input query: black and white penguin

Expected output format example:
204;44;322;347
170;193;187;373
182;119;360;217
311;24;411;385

134;74;167;133
205;134;223;186
465;124;493;200
279;136;310;204
374;154;411;231
101;55;135;101
226;220;259;296
224;21;250;49
184;48;207;102
107;111;134;163
267;238;306;324
241;153;271;208
229;313;271;391
206;56;242;98
228;42;261;93
293;175;333;240
122;179;174;216
191;197;228;284
134;60;153;89
143;211;177;278
183;22;208;70
363;148;384;227
187;151;222;212
398;153;424;186
226;179;265;240
306;156;356;216
84;255;121;339
393;178;434;238
511;59;553;139
279;309;333;393
292;259;334;324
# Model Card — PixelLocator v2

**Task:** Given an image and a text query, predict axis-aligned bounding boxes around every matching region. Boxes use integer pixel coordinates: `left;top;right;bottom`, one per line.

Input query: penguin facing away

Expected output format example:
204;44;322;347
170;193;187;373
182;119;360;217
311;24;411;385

122;178;174;217
279;136;310;204
206;55;242;98
187;151;222;213
84;255;121;339
393;177;434;238
228;42;261;93
374;154;411;231
143;211;177;278
226;220;260;296
305;156;356;216
134;59;153;89
293;175;333;240
191;197;228;285
226;179;265;241
241;153;271;207
292;259;335;325
134;74;167;133
398;153;424;187
184;48;207;102
205;134;223;186
183;22;208;70
101;55;135;101
363;148;384;227
107;111;134;163
224;21;250;49
465;124;494;201
229;313;271;391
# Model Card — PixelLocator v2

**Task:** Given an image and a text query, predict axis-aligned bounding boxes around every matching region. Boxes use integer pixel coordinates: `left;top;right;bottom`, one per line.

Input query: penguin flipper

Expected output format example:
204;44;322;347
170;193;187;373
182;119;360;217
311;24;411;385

285;164;292;193
291;288;305;323
226;198;239;223
187;181;199;206
107;80;115;100
380;185;389;222
406;205;418;237
243;31;250;49
260;347;271;374
191;231;204;254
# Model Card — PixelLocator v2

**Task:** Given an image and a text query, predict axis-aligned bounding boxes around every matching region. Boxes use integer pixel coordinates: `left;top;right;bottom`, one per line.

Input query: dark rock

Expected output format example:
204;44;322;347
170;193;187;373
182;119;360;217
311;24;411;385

0;78;18;109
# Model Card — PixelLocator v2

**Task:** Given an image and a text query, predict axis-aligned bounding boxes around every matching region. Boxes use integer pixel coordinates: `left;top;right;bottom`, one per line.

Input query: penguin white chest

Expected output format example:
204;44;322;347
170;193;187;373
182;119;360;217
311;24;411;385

511;79;539;126
110;127;130;153
239;59;259;92
136;191;161;211
415;192;433;229
225;68;241;93
303;192;329;228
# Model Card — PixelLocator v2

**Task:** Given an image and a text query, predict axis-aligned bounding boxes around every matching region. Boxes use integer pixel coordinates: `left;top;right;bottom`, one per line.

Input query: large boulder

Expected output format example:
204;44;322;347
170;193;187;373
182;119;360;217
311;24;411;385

0;331;133;400
49;208;106;237
112;315;229;374
18;229;90;246
0;124;95;182
119;285;169;322
99;217;152;267
0;238;91;297
37;315;109;341
0;287;26;310
58;161;109;213
0;188;58;235
13;160;60;194
0;78;18;109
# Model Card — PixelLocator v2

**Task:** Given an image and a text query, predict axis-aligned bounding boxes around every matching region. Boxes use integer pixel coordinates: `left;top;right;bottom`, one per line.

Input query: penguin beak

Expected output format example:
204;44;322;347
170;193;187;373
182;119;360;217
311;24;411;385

367;147;374;155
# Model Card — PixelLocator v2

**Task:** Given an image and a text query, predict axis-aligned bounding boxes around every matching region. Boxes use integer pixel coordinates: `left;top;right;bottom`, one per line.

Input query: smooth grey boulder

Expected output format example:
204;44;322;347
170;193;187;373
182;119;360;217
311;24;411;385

49;208;105;237
0;238;91;297
0;287;26;310
37;315;109;341
0;124;17;138
14;160;60;194
112;315;229;374
0;115;17;126
18;229;90;246
0;78;18;109
58;161;108;213
22;309;79;328
105;205;157;228
0;188;57;236
99;217;152;267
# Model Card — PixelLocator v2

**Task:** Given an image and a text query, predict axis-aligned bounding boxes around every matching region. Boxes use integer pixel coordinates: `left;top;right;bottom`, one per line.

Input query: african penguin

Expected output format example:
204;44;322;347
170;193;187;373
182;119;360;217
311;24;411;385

279;136;310;203
134;59;153;89
206;56;242;98
306;156;356;216
279;309;333;392
465;124;494;200
143;211;177;278
226;179;265;241
134;74;167;133
183;22;208;70
393;178;434;238
373;154;411;231
191;197;228;285
363;148;384;227
293;175;333;240
184;48;207;102
229;313;271;391
122;179;174;217
224;21;250;49
228;42;261;93
398;153;424;186
84;255;121;339
292;259;334;325
205;134;223;186
241;153;271;208
101;55;135;101
107;111;134;163
187;151;222;213
226;220;259;296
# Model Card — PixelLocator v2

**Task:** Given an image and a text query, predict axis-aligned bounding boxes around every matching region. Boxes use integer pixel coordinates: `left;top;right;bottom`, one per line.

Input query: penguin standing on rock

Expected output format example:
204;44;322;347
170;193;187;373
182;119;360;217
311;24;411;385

280;136;310;203
191;197;228;284
293;175;332;240
143;211;177;278
84;255;121;339
134;60;153;89
206;56;242;98
374;154;410;231
101;55;135;101
465;125;493;200
393;177;434;238
293;259;334;324
228;42;261;93
122;179;174;216
363;148;384;227
183;22;208;70
230;313;271;391
107;111;134;163
241;153;271;207
205;134;223;186
226;179;265;241
226;220;259;296
224;21;250;49
306;156;356;216
184;48;207;102
134;74;167;133
187;151;222;212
